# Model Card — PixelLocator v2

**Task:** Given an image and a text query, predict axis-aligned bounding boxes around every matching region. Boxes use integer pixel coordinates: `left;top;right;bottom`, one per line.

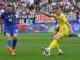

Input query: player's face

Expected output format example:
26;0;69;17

5;6;12;13
52;8;58;14
52;7;61;15
52;6;60;14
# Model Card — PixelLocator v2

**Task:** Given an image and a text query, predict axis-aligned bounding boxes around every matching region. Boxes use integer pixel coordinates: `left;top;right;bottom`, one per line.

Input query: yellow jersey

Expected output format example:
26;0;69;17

53;13;68;37
53;13;67;29
43;11;69;37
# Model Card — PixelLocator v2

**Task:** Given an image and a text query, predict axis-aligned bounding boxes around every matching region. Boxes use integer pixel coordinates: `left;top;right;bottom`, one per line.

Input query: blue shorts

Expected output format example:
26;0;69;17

54;27;59;32
4;26;18;36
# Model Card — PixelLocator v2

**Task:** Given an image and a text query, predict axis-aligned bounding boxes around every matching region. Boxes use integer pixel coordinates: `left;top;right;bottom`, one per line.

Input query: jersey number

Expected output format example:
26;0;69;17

9;19;12;22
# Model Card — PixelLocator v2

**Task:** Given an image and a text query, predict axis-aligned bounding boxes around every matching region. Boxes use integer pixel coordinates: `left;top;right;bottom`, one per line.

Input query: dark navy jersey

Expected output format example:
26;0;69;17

1;10;17;27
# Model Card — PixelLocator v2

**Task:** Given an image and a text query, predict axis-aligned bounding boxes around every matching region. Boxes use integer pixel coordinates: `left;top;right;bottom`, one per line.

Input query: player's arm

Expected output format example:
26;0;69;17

61;14;73;32
55;24;59;28
40;11;56;17
65;20;73;32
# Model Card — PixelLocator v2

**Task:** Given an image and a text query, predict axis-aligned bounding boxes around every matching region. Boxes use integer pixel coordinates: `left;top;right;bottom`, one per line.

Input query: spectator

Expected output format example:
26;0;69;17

66;8;77;23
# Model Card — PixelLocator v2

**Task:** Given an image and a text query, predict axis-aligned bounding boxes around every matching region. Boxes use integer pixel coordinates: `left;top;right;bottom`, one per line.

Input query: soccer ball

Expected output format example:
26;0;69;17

43;50;50;56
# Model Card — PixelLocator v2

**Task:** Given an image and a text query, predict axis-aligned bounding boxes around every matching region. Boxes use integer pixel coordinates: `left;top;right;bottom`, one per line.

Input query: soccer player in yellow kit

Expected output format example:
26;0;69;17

41;4;72;56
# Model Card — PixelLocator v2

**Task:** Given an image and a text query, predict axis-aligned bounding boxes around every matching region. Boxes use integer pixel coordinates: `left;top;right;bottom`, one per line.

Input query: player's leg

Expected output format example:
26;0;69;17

68;33;80;37
50;27;61;52
10;33;17;55
11;28;18;55
5;32;14;55
43;34;63;56
13;33;17;50
48;34;63;54
5;28;16;55
43;28;59;56
12;28;18;49
51;27;59;40
42;27;68;56
51;32;57;40
5;28;13;48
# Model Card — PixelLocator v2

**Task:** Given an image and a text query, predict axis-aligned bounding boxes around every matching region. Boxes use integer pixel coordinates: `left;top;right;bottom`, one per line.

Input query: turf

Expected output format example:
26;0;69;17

0;33;80;60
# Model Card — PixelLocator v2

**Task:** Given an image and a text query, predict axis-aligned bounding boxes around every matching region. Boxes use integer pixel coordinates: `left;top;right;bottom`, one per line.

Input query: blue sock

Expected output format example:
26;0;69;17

68;33;78;37
7;40;12;48
13;38;17;49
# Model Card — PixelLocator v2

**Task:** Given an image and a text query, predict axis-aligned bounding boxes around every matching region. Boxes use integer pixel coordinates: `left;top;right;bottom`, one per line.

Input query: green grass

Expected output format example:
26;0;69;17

0;33;80;60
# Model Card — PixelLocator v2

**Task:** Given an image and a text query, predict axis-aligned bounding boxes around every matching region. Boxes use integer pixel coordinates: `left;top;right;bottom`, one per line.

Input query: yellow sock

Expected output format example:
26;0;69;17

48;40;60;51
55;43;61;51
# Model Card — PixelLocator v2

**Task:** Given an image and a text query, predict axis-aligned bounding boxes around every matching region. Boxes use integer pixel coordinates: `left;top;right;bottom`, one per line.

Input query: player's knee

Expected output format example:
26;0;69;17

13;36;17;40
53;35;61;40
50;35;57;40
51;32;57;36
13;36;17;39
6;33;12;40
51;32;57;40
13;38;17;41
13;34;17;39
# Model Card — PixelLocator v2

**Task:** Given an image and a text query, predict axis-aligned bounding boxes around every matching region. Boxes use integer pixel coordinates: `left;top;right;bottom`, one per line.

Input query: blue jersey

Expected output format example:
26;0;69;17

1;10;17;27
1;10;18;35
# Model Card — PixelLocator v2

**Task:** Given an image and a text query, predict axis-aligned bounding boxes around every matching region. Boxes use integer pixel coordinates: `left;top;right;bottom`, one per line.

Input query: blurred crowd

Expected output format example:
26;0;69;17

0;0;80;23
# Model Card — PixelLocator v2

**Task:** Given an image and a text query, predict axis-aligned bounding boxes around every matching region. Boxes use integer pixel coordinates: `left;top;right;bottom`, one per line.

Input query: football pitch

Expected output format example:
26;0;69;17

0;33;80;60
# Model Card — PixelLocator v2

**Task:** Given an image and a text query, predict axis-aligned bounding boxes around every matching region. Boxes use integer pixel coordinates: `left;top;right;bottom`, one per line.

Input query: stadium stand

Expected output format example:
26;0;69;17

0;0;80;32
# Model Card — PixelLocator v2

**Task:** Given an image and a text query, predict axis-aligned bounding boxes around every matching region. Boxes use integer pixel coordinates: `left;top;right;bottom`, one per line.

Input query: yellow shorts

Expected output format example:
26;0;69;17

57;26;68;38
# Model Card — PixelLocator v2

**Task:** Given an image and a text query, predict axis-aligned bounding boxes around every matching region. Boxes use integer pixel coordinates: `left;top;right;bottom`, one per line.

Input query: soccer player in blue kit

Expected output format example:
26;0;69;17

0;5;18;55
